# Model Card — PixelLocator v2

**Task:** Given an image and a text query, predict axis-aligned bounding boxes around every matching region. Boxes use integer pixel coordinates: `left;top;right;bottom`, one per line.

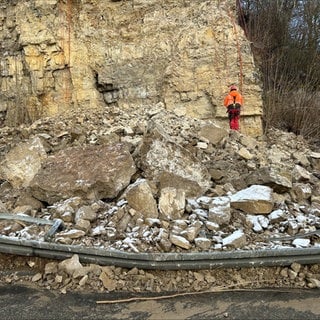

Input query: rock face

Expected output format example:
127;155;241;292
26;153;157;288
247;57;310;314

0;0;262;136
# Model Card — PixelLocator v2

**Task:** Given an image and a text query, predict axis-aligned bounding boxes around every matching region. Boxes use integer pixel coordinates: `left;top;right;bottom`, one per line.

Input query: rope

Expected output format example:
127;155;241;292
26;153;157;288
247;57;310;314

58;0;72;108
66;0;72;66
227;6;244;94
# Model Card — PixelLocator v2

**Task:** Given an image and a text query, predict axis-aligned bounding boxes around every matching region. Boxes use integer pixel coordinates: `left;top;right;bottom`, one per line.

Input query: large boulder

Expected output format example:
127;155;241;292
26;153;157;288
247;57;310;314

137;123;211;197
0;136;47;188
29;143;136;204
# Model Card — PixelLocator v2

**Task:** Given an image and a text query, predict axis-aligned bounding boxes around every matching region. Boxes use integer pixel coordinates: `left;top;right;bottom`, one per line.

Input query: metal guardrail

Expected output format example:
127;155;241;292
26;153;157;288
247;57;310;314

0;213;64;241
0;235;320;270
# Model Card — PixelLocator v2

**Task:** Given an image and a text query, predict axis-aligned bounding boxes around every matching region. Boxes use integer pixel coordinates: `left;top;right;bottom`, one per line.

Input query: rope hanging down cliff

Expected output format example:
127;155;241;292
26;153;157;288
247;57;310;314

228;3;244;95
58;0;72;106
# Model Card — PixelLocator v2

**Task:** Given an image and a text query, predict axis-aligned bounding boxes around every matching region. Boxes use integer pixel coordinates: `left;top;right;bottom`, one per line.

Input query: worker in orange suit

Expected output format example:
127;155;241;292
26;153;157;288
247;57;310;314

223;85;243;131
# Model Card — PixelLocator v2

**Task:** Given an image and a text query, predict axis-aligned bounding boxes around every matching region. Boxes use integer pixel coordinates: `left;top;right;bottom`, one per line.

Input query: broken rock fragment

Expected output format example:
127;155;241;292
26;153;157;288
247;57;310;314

0;136;47;188
245;167;292;193
222;230;246;248
230;185;274;214
137;123;211;198
124;179;158;219
208;196;231;226
198;123;228;145
158;187;186;221
29;143;136;204
58;254;84;277
170;234;192;250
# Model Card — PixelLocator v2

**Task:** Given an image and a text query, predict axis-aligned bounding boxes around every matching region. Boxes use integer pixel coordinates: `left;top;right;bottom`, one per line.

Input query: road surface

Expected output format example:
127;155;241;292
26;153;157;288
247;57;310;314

0;283;319;319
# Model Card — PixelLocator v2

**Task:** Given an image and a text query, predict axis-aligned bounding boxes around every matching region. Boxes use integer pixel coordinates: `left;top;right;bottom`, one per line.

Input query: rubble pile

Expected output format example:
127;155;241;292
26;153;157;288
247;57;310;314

0;104;320;292
2;253;320;294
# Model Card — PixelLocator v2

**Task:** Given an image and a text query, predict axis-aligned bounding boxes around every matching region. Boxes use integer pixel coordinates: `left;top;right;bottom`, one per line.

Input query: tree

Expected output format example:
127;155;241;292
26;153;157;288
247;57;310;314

238;0;320;144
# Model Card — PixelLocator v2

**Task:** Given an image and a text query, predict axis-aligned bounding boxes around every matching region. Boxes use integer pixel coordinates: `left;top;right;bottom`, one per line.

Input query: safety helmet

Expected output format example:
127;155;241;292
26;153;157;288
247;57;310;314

230;85;238;91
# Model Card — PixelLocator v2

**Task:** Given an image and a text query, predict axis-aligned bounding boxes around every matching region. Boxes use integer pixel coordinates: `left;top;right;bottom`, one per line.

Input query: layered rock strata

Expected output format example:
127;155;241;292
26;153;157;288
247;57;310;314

0;0;262;136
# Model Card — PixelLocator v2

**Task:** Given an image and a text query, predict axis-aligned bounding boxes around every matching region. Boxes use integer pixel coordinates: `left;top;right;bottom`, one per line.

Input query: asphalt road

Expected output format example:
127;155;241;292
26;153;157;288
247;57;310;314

1;283;319;320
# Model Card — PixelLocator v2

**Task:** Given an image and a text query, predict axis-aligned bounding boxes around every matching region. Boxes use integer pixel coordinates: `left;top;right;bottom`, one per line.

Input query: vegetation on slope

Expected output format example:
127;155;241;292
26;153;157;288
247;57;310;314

238;0;320;145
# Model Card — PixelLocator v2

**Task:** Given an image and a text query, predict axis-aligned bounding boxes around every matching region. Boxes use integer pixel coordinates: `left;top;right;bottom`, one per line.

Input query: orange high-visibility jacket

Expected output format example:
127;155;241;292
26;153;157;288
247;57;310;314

224;90;243;108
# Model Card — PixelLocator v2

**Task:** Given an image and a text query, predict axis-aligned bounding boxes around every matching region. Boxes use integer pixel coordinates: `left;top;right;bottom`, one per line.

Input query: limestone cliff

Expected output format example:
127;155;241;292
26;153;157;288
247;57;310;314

0;0;263;136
